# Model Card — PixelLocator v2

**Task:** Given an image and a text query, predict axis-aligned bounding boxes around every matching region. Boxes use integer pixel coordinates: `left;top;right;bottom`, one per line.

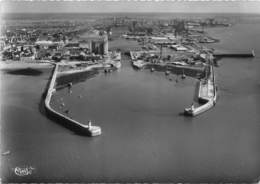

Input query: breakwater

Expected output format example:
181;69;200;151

184;79;217;116
184;65;217;116
213;50;255;58
44;64;102;136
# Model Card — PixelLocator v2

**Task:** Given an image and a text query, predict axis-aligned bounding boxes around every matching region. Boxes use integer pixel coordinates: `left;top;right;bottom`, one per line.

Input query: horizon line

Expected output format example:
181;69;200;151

3;12;260;14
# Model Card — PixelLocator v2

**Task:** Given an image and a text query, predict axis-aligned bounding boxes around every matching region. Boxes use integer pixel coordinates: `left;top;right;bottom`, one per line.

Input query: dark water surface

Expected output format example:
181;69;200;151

4;67;43;76
1;19;260;183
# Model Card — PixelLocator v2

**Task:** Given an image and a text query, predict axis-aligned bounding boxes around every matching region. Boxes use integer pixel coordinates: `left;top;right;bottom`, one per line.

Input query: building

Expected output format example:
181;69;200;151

78;31;108;56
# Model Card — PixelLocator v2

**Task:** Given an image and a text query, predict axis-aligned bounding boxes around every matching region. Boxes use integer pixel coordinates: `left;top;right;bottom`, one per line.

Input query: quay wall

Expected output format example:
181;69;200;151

56;64;108;88
130;52;205;78
145;63;205;78
56;69;99;87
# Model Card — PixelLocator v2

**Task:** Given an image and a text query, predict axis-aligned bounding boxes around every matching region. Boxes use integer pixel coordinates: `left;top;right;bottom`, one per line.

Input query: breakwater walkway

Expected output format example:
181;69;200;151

44;63;102;136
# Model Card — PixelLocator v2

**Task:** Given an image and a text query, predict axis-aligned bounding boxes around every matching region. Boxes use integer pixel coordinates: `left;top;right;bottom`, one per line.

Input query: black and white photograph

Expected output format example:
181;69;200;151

0;0;260;183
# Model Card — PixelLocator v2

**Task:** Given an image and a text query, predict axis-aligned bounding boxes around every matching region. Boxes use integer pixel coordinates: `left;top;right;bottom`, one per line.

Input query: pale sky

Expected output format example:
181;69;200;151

1;0;260;14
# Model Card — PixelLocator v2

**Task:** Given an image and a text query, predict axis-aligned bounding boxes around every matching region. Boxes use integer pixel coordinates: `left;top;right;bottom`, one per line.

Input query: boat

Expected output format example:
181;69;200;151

151;67;155;72
112;61;121;69
196;73;202;79
181;69;186;79
165;70;170;75
2;150;10;156
132;60;146;69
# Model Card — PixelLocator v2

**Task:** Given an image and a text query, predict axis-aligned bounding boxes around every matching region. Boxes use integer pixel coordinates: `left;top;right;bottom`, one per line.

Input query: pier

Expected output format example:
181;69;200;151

44;63;102;136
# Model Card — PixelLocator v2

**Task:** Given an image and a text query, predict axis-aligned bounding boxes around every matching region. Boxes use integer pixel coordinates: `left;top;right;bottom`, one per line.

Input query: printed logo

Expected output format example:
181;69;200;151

13;166;35;176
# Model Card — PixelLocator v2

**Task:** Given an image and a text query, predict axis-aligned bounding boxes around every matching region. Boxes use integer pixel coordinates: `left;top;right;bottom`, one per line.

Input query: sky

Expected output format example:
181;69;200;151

1;0;260;14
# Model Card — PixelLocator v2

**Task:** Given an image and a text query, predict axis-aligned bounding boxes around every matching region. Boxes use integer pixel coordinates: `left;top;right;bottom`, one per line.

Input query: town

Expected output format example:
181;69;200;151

1;16;230;63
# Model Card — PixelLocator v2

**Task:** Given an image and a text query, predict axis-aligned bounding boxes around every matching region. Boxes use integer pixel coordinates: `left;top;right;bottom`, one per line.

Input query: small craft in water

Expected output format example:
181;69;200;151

151;68;155;72
196;73;201;79
165;70;170;75
181;69;186;79
2;150;10;156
